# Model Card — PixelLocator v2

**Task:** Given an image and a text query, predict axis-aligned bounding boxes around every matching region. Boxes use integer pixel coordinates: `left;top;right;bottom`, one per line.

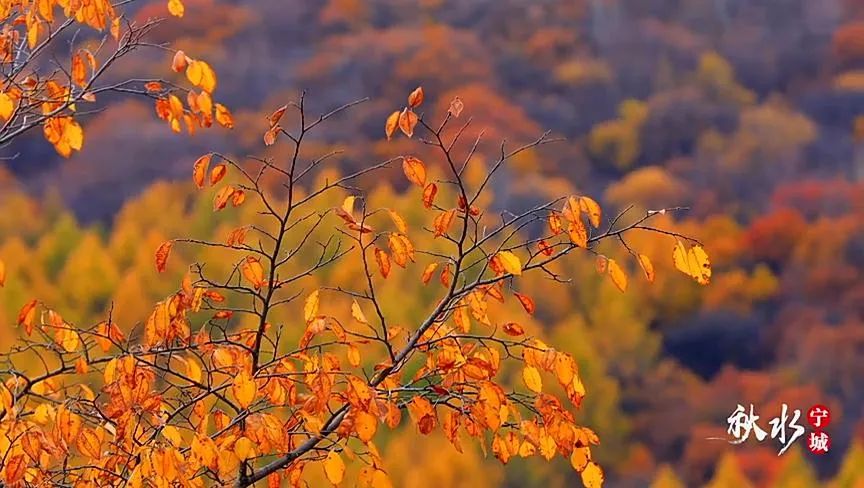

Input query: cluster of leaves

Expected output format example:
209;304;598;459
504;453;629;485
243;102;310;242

0;86;708;487
0;0;228;158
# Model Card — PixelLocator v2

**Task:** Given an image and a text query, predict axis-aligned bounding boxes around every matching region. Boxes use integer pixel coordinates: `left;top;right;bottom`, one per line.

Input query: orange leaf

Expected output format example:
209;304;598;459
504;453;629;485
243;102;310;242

538;239;553;256
548;212;562;235
607;259;628;292
502;323;524;336
407;86;424;108
398;108;418;137
155;241;173;273
581;462;605;487
210;163;227;186
0;258;5;287
355;410;378;443
241;256;266;289
385;110;400;140
186;60;217;93
402;156;427;187
171;50;188;73
215;103;234;128
231;190;246;207
433;209;456;237
421;263;438;284
4;454;25;485
232;370;257;409
269;105;288;127
568;219;588;248
522;366;542;393
514;292;535;314
374;247;391;278
193;154;211;189
387;209;408;234
213;185;235;211
422;183;438;208
17;299;37;336
324;451;345;485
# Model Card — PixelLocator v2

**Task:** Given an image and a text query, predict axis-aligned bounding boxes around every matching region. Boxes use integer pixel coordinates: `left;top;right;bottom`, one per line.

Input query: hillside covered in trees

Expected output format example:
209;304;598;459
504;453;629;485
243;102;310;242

1;0;864;486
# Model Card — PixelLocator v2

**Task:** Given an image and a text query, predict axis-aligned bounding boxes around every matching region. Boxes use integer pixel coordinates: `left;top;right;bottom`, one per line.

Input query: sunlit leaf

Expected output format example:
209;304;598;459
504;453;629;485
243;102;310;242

607;259;627;292
232;370;257;409
407;86;424;108
193;154;211;189
210;163;227;186
579;196;602;228
496;251;522;276
351;300;369;324
304;290;319;323
421;263;438;284
172;50;188;73
581;462;605;487
398;108;418;137
323;451;345;485
522;366;542;393
167;0;184;17
155;241;173;273
385;110;400;140
241;256;266;289
637;253;655;283
402;156;426;187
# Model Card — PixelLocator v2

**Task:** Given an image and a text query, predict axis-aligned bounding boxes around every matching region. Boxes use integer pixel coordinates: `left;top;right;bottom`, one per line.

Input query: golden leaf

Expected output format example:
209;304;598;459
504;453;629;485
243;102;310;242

607;259;628;292
398;108;418;137
241;256;266;289
402;156;427;187
167;0;184;17
210;163;227;186
672;240;712;285
496;251;522;276
568;219;588;248
193;154;211;189
0;93;14;120
579;196;602;228
323;451;345;485
581;462;605;488
215;103;234;128
0;258;5;287
422;183;438;208
355;410;378;443
304;290;319;323
387;209;408;234
522;366;542;393
351;300;369;324
232;370;257;409
637;253;655;283
374;247;391;278
385;110;400;140
421;263;438;284
407;86;424;108
213;185;235;211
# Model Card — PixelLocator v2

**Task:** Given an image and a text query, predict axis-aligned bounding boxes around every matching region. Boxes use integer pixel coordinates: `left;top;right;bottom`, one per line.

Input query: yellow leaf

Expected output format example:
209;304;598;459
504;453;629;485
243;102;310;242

522;366;542;393
637;253;655;283
351;300;368;324
387;209;408;234
241;256;266;289
570;446;591;471
342;196;355;218
421;263;438;285
402;156;426;187
167;0;184;17
579;196;602;228
304;290;320;323
323;451;345;485
234;436;256;460
215;103;234;128
673;240;712;285
581;461;605;488
496;251;522;276
232;370;257;409
607;259;628;292
355;410;377;443
0;92;15;120
347;344;361;367
162;426;183;447
568;219;588;248
186;60;217;94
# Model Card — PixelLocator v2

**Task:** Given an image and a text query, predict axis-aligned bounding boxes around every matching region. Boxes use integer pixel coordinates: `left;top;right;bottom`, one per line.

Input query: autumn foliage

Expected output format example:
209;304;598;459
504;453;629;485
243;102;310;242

0;72;712;488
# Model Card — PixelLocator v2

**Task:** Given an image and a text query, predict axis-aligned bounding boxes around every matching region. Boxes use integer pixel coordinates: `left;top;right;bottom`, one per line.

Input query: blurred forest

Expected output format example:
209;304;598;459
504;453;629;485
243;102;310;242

2;0;864;486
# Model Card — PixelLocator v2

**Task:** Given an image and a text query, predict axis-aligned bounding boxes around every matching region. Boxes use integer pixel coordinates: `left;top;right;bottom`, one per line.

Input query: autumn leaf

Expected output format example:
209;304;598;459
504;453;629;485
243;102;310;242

423;183;438;208
210;163;227;186
304;290;319;323
502;323;525;336
402;156;427;187
154;241;173;273
581;462;605;488
18;299;38;336
514;292;535;314
193;154;211;189
421;263;438;284
398;108;419;137
407;86;424;108
351;300;369;324
579;196;602;228
548;212;563;235
324;451;345;485
167;0;184;17
496;251;523;276
171;50;188;73
215;103;234;128
385;110;400;140
570;447;591;472
607;259;628;292
0;258;5;287
355;410;378;443
387;209;408;233
673;240;712;285
637;254;655;282
241;256;266;289
0;93;14;120
269;104;288;127
522;366;542;393
448;96;464;117
231;190;246;207
433;209;456;237
374;247;391;278
568;220;588;248
232;370;257;409
213;185;235;211
186;60;217;93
